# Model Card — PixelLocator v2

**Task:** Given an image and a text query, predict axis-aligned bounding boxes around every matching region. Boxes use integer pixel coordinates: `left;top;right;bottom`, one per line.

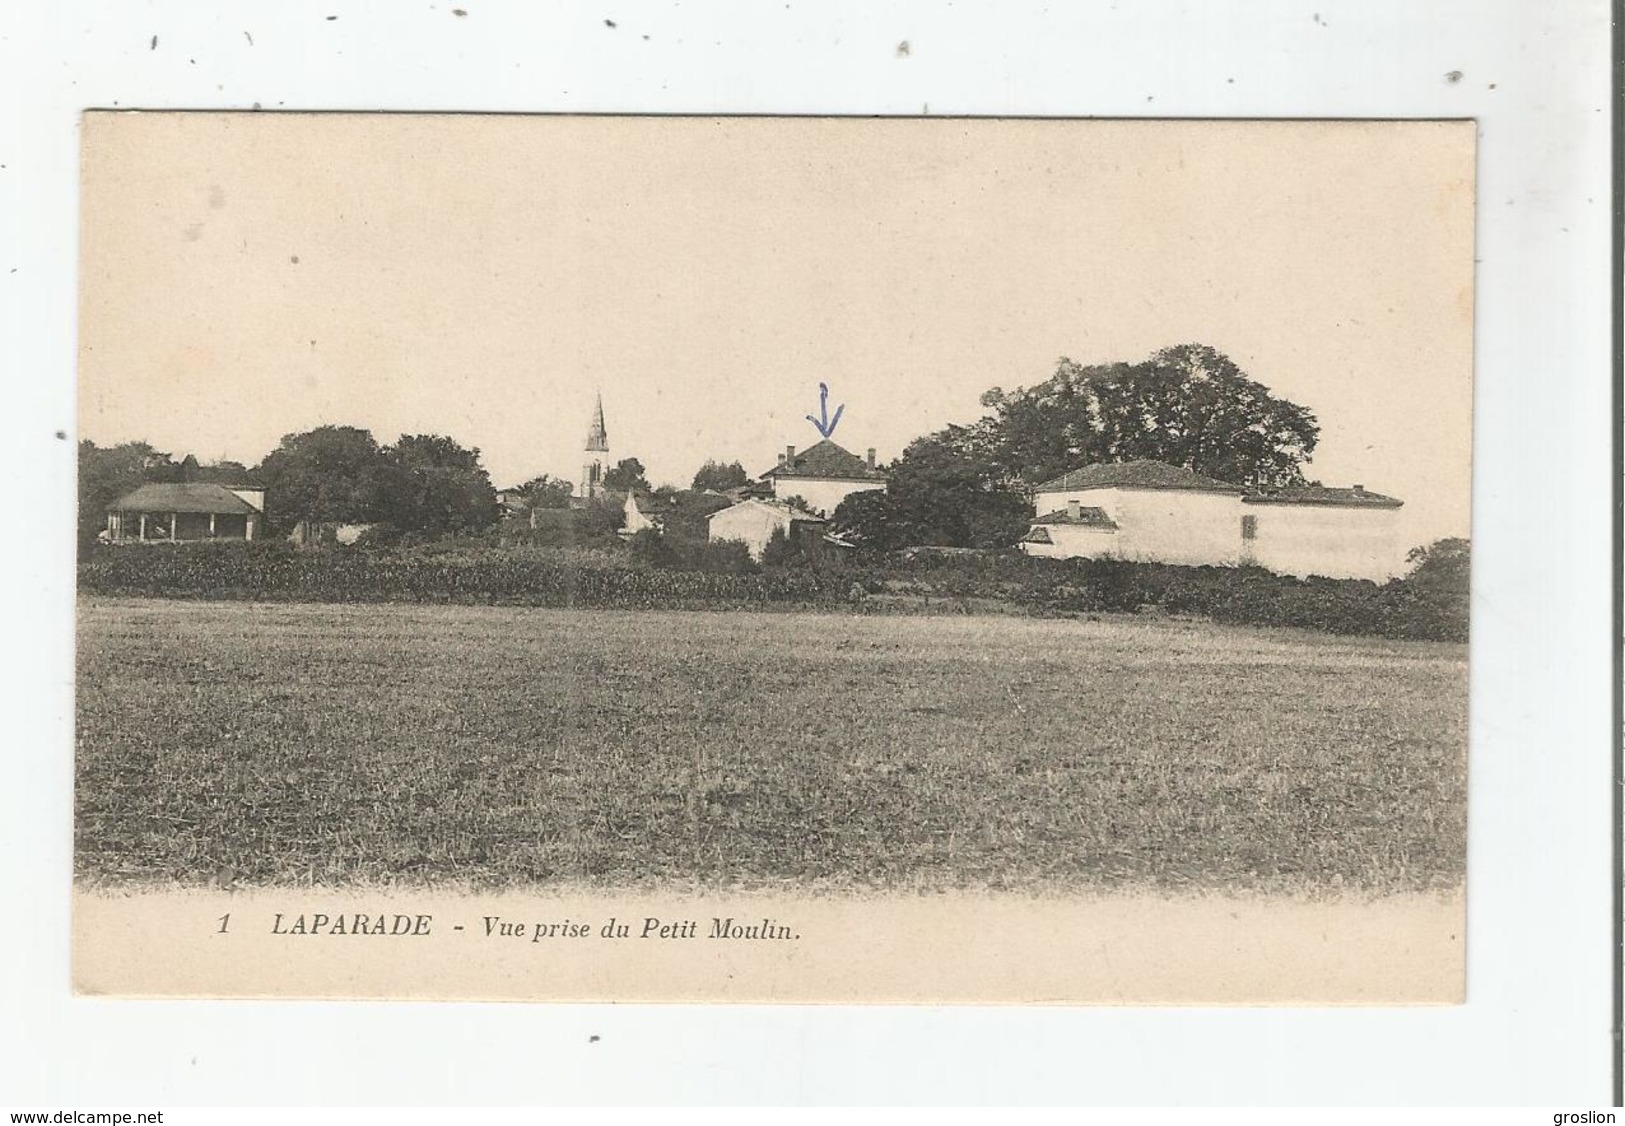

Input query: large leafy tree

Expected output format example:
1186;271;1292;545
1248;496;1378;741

255;425;389;529
830;433;1031;551
511;474;576;511
826;489;898;551
976;344;1320;488
1405;537;1470;593
77;440;177;550
833;344;1318;551
691;459;750;492
603;457;650;493
191;458;258;485
376;433;499;535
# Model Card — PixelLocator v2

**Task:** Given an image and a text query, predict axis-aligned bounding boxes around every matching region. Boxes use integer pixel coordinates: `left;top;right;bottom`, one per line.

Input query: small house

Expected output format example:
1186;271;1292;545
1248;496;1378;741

707;497;829;561
104;482;265;543
619;492;666;538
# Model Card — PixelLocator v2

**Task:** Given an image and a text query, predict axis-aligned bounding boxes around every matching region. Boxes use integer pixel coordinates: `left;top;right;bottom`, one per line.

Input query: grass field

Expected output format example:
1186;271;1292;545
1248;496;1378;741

75;598;1468;894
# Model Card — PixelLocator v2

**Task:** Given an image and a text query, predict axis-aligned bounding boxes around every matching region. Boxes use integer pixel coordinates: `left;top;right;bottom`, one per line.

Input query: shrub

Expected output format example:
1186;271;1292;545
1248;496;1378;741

627;527;680;568
760;526;801;568
77;539;1467;642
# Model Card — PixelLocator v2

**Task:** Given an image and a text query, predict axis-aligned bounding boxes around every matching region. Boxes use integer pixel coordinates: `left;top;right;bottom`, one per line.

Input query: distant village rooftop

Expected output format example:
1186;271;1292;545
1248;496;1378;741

726;496;828;520
761;439;885;481
1034;460;1245;494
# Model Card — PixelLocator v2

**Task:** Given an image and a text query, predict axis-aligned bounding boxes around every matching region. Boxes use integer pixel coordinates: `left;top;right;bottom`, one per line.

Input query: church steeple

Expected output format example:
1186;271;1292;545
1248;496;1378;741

581;392;610;498
585;391;608;453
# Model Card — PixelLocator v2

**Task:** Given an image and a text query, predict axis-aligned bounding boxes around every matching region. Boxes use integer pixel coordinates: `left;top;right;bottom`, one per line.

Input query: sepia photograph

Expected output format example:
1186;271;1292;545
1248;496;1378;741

72;112;1474;1003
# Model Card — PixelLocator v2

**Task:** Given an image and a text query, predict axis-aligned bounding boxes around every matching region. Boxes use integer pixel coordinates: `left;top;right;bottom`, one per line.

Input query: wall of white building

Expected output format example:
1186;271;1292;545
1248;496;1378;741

708;501;803;560
1021;524;1120;560
1243;503;1405;581
622;494;659;536
1034;486;1247;568
1027;486;1403;581
770;476;885;517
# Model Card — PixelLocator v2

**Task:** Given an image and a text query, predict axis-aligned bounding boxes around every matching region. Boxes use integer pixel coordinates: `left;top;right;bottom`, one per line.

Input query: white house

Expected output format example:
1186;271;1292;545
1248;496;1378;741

707;497;828;561
759;439;887;516
619;492;664;538
1019;459;1405;581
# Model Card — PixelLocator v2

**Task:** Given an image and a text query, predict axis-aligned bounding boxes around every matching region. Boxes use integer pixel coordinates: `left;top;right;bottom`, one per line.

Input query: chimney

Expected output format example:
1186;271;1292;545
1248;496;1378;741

785;445;795;465
1067;500;1081;522
777;451;786;467
866;448;877;470
1351;484;1365;496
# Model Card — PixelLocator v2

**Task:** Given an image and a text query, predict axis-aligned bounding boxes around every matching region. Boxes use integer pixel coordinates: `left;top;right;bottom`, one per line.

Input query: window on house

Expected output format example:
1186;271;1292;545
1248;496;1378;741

1240;514;1257;540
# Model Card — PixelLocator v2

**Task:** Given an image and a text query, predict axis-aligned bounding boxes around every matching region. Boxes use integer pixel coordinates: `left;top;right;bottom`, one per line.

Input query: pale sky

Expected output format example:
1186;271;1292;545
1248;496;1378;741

80;114;1474;548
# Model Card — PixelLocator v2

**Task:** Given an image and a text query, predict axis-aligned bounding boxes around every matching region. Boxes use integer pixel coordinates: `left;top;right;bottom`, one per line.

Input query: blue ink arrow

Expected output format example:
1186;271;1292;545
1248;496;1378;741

805;382;844;439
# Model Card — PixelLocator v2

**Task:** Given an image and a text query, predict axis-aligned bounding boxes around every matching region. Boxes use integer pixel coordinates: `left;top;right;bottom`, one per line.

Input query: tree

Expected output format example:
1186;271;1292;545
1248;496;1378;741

77;440;176;551
830;435;1032;551
376;433;500;535
603;457;649;492
974;344;1320;488
691;459;750;492
255;426;388;529
777;494;819;516
760;526;805;568
827;489;900;551
627;526;679;567
1405;537;1470;593
573;494;626;539
512;474;575;511
192;459;258;485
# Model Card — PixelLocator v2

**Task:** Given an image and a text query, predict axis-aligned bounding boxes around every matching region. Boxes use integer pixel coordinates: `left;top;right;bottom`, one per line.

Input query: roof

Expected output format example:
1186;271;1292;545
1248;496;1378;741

1243;485;1402;508
1034;460;1245;495
1020;527;1053;545
1030;506;1120;529
109;482;262;515
683;493;737;517
761;439;885;481
707;497;827;523
624;490;733;517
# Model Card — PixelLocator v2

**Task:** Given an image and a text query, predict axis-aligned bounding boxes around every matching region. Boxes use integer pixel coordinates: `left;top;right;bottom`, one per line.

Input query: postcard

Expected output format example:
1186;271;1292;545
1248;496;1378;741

73;113;1473;1002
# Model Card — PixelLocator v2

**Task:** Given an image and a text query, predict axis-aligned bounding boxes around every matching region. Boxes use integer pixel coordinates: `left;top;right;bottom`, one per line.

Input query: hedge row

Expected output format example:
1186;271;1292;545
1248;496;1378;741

854;556;1467;642
78;542;845;610
78;542;1468;643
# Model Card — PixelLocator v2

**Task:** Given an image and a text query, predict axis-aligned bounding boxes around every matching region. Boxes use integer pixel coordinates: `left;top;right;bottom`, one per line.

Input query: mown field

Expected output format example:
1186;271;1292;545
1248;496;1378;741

75;598;1468;894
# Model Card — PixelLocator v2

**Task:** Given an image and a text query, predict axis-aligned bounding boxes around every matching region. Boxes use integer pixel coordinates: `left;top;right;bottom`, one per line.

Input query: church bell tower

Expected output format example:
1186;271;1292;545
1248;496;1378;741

581;392;609;498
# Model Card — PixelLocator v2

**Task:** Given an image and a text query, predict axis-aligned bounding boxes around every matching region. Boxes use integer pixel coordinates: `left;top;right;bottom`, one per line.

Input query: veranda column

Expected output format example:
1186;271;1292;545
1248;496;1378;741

209;513;216;537
170;512;178;542
138;514;146;541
